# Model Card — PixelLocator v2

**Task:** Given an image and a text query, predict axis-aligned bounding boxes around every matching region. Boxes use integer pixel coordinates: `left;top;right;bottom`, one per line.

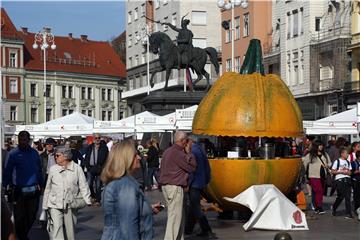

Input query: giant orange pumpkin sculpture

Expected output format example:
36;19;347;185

192;39;303;210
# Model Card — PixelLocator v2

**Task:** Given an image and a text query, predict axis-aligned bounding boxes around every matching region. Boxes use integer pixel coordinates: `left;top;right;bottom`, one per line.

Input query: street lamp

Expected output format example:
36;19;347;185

33;27;56;123
218;0;248;72
135;23;150;95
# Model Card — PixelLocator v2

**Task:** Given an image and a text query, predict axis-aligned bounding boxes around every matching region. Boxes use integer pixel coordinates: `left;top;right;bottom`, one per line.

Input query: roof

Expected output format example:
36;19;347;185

1;8;23;41
20;31;126;78
39;112;95;126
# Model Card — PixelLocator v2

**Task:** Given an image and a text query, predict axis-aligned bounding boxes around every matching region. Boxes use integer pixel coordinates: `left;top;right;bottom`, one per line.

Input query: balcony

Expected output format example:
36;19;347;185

263;45;280;57
318;78;342;91
344;80;360;94
310;27;350;44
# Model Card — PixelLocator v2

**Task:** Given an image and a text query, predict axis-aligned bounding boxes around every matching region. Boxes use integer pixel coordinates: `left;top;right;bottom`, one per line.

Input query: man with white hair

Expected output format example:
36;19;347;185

159;131;197;240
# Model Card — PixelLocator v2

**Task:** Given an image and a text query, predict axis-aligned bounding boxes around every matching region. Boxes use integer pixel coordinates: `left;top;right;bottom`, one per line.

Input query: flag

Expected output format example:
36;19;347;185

186;68;193;91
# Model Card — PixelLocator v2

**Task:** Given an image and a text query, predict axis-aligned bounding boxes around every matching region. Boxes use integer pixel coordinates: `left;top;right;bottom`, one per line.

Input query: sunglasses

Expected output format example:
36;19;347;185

95;137;101;140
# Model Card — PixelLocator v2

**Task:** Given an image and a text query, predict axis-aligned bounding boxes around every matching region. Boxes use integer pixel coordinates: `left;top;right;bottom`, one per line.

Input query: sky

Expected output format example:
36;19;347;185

1;0;126;42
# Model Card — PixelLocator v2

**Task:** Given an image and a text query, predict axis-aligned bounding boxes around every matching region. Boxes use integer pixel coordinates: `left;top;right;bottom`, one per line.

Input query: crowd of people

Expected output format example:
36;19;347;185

301;137;360;220
2;130;217;240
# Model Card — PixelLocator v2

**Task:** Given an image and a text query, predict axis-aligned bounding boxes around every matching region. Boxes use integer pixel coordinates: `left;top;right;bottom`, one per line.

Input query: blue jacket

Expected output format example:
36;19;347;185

3;146;43;187
351;159;360;182
101;175;153;240
189;143;211;189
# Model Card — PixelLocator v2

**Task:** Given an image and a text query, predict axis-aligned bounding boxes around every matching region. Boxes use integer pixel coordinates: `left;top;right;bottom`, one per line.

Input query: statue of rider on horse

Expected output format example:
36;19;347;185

146;15;219;91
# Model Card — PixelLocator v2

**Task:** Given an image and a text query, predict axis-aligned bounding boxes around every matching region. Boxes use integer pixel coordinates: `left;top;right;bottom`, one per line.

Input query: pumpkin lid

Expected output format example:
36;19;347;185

192;39;303;137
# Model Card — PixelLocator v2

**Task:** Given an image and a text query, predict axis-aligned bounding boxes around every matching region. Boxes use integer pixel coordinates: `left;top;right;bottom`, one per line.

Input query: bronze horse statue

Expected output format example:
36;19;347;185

147;32;219;91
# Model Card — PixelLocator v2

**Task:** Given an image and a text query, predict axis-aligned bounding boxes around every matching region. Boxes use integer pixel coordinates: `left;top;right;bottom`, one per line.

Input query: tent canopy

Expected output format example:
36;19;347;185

304;108;358;135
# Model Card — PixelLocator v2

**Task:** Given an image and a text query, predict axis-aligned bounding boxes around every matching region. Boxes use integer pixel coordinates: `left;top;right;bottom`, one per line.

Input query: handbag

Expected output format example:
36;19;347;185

70;195;87;209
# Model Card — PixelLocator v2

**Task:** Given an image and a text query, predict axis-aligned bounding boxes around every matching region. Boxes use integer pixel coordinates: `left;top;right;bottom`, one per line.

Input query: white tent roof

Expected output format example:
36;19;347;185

94;111;158;134
304;108;358;135
175;105;198;131
16;112;95;137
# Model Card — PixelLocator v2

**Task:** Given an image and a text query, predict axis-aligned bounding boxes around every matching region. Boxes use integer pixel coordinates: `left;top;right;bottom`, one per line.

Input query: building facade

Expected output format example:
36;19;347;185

124;0;222;115
344;0;360;106
220;0;272;74
263;0;351;120
1;8;26;125
1;8;127;125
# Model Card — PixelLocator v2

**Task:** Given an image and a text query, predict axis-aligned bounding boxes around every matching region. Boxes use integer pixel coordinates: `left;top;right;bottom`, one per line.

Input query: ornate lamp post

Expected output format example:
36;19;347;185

136;23;150;95
32;27;56;123
217;0;248;72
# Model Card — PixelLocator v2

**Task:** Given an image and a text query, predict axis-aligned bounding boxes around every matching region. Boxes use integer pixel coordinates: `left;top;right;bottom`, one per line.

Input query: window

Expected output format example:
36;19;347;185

10;106;17;121
134;31;138;45
107;89;112;101
128;11;132;24
81;87;86;99
315;17;321;31
155;0;160;9
235;17;240;40
226;59;232;72
300;8;303;35
134;8;138;20
62;86;67;98
128;35;132;47
88;109;92;117
62;109;68;116
135;55;139;66
46;109;52;121
82;110;86;115
293;10;298;37
163;0;168;5
299;64;304;84
45;84;51;97
9;79;18;93
102;89;106;100
243;13;250;37
191;11;207;25
69;109;74;114
293;65;299;85
163;17;168;31
141;4;145;16
119;111;124;119
30;83;36;97
108;111;112;121
31;108;37;123
172;13;177;26
102;111;106;120
225;21;231;43
87;87;92;99
129;78;134;90
68;86;73;98
128;57;132;68
9;52;17;67
287;12;291;39
142;54;146;64
293;51;298;59
235;57;241;73
193;38;207;48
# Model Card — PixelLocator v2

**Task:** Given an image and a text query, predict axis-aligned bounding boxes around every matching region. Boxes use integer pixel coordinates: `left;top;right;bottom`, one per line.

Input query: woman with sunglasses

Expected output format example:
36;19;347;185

43;146;91;240
100;139;154;240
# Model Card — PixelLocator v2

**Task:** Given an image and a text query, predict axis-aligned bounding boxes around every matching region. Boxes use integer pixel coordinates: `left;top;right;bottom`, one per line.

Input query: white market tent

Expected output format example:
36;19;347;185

93;111;158;134
135;111;176;133
304;108;359;135
5;124;15;135
175;105;198;131
15;112;95;137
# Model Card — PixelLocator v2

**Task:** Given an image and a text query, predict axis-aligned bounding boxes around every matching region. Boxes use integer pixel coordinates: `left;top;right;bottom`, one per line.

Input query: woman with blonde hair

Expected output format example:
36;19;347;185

100;139;154;240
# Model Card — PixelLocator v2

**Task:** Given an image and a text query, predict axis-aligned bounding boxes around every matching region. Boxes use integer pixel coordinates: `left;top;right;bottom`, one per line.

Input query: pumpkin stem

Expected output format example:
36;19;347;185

240;39;265;75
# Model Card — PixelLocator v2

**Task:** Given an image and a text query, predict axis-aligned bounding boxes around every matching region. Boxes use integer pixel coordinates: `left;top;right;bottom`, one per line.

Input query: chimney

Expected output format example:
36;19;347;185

21;27;28;34
80;35;88;42
68;33;73;40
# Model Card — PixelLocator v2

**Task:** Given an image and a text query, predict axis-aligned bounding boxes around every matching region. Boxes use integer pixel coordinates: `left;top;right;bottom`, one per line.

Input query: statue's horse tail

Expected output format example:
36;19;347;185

205;47;219;75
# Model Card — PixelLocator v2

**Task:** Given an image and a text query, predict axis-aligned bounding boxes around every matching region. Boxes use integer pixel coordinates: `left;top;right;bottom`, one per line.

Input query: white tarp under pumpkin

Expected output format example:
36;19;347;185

224;184;308;231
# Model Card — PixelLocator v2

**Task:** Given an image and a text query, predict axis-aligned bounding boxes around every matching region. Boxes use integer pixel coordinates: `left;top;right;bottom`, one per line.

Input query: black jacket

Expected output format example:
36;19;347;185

83;142;108;170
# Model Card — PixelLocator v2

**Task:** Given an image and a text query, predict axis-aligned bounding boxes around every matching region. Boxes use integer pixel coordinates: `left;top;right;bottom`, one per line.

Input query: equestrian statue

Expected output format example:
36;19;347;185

147;15;219;91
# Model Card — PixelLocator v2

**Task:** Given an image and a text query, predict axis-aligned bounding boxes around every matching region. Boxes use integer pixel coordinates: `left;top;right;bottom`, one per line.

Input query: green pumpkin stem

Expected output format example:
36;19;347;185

239;39;265;75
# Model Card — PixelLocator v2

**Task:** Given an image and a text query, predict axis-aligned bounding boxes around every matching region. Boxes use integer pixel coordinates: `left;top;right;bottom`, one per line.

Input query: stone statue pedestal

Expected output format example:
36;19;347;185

142;91;206;115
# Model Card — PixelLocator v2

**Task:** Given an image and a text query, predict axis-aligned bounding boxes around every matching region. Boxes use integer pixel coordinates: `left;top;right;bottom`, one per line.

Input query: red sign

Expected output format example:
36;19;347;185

292;210;302;224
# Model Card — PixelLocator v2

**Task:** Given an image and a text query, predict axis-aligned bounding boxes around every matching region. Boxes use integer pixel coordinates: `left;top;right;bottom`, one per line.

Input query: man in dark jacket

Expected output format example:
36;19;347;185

40;138;56;188
83;134;108;204
185;137;216;238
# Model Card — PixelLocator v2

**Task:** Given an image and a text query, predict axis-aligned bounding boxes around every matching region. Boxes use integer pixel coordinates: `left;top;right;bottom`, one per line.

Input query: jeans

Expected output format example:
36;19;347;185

333;178;352;215
146;167;158;188
185;188;212;234
352;180;360;211
87;172;102;202
13;189;40;240
309;178;324;209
